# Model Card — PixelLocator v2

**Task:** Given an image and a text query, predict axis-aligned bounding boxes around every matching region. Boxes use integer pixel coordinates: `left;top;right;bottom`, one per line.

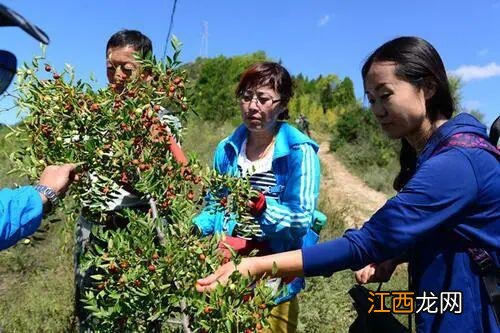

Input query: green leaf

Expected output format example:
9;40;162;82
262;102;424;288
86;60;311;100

147;308;164;321
225;319;232;332
271;262;279;276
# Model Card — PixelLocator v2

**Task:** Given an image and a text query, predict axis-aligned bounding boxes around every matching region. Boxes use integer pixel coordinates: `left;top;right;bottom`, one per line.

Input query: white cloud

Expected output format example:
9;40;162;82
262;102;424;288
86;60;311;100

477;48;489;57
317;14;331;27
449;62;500;82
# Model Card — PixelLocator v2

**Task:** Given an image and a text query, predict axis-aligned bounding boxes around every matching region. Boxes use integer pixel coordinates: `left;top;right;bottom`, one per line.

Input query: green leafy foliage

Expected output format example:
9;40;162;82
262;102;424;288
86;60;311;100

8;44;275;332
332;78;356;108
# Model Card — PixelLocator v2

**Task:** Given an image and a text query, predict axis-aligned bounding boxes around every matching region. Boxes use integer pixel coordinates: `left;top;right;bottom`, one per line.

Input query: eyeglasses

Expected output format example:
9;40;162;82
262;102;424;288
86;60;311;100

0;50;17;94
239;91;280;107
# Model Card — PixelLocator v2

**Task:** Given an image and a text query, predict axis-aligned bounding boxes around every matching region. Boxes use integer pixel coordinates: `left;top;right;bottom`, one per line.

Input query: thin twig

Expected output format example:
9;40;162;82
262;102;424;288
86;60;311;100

149;198;166;245
180;298;192;333
149;197;159;218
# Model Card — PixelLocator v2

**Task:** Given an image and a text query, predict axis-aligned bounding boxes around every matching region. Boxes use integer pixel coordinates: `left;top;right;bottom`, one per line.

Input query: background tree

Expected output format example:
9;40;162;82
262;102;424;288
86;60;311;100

448;75;485;123
448;75;463;113
332;77;356;108
320;82;333;114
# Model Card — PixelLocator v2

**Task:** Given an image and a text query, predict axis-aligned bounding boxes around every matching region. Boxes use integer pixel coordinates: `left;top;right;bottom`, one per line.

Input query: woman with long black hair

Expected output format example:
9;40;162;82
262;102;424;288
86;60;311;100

196;37;500;333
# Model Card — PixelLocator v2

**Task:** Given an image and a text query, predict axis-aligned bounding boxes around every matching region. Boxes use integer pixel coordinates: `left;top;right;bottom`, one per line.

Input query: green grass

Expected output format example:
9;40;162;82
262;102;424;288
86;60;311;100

182;116;237;166
297;199;357;332
297;197;410;332
0;126;77;332
332;139;399;195
0;220;76;332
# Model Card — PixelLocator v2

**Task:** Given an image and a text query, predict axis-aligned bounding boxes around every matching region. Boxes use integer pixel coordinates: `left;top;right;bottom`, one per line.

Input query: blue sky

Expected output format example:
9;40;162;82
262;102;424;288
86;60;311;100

0;0;499;127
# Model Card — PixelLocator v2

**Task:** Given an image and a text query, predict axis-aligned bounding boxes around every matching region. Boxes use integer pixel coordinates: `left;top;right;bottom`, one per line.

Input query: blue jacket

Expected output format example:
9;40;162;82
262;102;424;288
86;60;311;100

302;114;499;333
194;122;321;302
0;186;43;250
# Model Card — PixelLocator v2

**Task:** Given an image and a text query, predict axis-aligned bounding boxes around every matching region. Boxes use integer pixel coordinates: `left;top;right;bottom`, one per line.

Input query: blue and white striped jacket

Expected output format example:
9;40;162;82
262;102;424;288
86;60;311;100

194;121;321;302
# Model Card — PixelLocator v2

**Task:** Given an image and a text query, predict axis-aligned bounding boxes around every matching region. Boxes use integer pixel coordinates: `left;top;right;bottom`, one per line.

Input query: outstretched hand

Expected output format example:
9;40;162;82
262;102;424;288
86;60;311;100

195;258;254;292
354;260;398;284
195;250;303;292
39;164;78;198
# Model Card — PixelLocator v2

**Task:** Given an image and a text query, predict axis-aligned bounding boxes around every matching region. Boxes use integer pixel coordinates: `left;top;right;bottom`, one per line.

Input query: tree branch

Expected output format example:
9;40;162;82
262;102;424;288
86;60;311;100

149;198;166;245
180;298;192;333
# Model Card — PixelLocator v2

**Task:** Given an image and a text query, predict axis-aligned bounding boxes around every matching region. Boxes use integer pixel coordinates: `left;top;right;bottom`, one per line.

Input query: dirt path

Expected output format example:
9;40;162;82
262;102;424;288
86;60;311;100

316;137;388;228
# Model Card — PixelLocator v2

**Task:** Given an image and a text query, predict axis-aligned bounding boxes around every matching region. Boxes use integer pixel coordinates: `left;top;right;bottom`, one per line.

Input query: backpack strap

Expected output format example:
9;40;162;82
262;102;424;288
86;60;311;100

471;246;500;325
433;132;500;158
432;132;500;324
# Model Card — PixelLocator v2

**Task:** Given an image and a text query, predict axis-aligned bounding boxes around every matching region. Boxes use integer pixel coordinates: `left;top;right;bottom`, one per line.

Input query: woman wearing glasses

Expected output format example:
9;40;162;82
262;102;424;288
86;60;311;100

193;62;321;332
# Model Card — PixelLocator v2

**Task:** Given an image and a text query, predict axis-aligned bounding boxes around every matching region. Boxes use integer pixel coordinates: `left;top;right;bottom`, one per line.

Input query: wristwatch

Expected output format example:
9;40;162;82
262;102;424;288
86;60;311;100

34;184;59;206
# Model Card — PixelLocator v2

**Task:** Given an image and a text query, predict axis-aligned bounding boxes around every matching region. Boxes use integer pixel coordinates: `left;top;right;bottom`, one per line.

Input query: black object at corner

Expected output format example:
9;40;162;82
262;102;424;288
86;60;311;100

348;284;409;333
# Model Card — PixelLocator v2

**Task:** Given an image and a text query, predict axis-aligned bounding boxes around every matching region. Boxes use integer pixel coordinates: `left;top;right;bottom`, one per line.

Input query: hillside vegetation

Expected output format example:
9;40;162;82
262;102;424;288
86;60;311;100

3;50;481;331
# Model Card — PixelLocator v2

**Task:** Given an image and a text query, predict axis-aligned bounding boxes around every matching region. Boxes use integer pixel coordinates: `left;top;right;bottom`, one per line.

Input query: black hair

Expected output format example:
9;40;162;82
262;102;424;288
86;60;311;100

362;36;455;191
106;29;152;57
489;116;500;147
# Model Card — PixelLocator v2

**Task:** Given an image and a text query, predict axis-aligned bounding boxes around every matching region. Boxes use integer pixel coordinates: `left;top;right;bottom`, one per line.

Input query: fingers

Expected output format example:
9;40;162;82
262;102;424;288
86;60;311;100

365;265;376;283
58;163;77;192
354;266;364;284
195;262;236;292
355;261;398;284
355;263;376;284
62;163;76;173
39;163;78;196
61;163;77;180
195;272;225;292
66;164;78;190
195;273;220;292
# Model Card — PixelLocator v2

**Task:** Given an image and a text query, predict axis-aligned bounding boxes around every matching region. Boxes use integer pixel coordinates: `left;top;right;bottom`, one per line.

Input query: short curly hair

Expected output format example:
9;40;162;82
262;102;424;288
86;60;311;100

236;62;294;120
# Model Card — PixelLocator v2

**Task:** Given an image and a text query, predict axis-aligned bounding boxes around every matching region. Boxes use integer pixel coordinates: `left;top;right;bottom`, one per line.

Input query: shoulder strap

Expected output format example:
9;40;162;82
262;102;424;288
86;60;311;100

432;133;500;158
434;133;500;324
472;246;500;325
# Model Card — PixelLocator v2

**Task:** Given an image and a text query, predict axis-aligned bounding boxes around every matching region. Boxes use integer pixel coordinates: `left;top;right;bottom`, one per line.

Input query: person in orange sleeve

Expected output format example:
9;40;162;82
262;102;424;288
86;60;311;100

75;29;187;329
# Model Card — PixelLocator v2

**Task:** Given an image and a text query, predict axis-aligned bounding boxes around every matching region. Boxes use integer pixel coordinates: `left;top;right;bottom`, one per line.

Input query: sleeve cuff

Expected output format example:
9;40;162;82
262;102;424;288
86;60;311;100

26;185;44;207
302;237;356;277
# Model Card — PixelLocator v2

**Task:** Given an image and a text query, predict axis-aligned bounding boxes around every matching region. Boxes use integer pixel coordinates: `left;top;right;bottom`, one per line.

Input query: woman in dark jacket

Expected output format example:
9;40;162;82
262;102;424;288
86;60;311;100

196;37;500;333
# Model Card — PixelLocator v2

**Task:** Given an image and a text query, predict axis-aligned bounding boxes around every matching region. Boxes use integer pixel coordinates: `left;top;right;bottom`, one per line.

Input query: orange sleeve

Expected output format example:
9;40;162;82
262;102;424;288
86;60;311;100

167;135;188;166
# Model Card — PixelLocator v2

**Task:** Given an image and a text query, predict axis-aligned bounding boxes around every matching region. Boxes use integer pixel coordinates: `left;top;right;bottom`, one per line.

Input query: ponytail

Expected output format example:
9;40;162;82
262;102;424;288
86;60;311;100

393;138;417;191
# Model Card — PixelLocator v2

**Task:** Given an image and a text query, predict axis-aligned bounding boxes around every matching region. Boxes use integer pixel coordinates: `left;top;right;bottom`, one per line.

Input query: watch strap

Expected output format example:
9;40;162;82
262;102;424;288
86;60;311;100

34;184;59;205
